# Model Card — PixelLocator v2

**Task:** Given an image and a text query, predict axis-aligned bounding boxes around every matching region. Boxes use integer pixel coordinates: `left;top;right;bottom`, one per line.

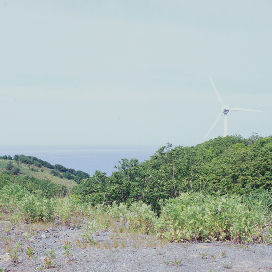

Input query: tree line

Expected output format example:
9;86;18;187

73;134;272;212
1;134;271;212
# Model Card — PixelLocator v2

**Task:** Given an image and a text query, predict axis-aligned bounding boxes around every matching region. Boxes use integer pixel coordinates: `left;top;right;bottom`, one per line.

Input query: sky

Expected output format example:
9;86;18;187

0;0;271;147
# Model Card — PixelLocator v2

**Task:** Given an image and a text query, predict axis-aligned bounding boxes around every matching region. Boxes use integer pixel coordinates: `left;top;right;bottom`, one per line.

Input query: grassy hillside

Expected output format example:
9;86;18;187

0;159;77;189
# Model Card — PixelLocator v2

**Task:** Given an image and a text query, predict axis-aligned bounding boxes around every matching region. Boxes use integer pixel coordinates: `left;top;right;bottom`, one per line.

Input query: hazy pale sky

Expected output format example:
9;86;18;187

0;0;271;146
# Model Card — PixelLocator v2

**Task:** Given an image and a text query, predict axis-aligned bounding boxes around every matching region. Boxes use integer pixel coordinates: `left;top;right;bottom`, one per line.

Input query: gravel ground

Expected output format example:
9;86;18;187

0;220;272;272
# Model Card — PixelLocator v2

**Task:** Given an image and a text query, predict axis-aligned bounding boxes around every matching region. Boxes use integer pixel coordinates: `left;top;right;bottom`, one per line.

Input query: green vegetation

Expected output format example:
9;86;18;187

0;154;90;185
74;134;272;212
0;172;67;198
1;134;272;245
157;193;267;242
1;184;271;243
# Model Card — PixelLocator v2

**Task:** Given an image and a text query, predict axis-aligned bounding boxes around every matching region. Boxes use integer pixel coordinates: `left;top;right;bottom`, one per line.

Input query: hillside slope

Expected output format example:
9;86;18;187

0;154;90;190
0;160;76;189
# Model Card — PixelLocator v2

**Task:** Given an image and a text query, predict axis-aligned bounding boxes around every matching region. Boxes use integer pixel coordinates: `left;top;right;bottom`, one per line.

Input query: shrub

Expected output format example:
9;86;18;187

0;184;29;202
243;189;272;215
63;172;73;180
0;184;29;214
20;194;55;222
156;193;266;242
50;169;59;177
106;201;157;234
5;161;13;171
55;197;74;222
11;167;20;175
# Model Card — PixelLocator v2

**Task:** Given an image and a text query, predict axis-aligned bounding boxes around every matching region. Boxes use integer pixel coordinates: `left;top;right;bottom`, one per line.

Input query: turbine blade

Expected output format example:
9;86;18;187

210;77;224;107
203;111;224;140
229;107;263;112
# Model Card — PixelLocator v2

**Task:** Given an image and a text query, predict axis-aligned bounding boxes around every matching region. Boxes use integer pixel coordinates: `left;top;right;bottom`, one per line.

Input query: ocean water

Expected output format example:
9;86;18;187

0;145;160;176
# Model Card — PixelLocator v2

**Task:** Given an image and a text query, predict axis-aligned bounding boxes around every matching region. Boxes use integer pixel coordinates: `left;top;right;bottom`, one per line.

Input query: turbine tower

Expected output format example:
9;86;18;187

204;77;262;139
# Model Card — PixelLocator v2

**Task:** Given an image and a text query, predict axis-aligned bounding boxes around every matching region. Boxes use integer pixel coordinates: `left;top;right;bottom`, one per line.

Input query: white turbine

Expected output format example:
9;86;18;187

203;77;263;139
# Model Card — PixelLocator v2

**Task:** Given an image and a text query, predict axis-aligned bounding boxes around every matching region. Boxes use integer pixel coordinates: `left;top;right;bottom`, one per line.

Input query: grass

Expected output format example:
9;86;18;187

156;193;270;243
0;159;76;189
0;189;272;271
199;252;208;259
23;166;76;189
170;257;182;267
0;184;272;270
1;187;272;243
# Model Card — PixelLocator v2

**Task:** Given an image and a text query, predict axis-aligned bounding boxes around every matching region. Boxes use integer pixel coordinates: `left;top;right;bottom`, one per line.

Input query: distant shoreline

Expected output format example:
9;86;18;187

0;145;160;176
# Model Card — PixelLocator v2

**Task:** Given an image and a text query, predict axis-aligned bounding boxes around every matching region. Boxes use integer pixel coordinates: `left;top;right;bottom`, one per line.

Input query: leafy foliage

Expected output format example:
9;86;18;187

0;135;271;245
0;172;67;198
21;194;55;222
74;135;272;212
157;193;266;242
0;182;271;243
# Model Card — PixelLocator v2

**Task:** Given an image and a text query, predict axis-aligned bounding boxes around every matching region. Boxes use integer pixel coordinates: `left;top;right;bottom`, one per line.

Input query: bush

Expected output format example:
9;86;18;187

20;194;55;222
156;193;266;243
5;162;13;171
243;189;272;215
0;184;29;202
0;184;29;214
106;201;157;234
11;167;20;175
63;172;73;180
55;197;75;223
50;169;59;177
55;164;67;172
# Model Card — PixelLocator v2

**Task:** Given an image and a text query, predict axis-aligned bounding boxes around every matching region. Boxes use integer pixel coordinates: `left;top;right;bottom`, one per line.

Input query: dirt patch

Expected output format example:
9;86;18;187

0;220;272;271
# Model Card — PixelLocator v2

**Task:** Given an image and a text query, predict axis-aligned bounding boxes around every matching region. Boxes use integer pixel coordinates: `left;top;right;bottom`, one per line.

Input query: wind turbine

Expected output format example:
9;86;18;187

203;77;262;139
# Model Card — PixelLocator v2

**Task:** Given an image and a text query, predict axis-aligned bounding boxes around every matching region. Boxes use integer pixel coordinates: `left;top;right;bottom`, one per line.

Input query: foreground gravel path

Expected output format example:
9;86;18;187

0;220;272;271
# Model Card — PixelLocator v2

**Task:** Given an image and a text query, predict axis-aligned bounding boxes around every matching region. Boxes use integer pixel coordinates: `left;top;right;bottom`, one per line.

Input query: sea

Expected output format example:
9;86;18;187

0;145;161;176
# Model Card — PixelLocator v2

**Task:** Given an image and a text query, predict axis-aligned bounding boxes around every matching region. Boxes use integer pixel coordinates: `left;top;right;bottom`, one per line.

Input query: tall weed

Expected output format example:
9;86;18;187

0;184;29;214
243;189;272;215
106;201;157;234
157;193;266;242
55;195;92;222
20;194;55;222
55;198;74;222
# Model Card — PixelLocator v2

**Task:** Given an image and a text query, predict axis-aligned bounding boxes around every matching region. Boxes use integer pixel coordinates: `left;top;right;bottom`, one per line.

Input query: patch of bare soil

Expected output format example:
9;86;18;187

0;220;272;272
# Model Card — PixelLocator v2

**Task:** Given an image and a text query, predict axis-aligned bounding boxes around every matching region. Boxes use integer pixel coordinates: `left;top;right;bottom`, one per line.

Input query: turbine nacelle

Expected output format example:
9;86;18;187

222;106;230;114
203;78;262;139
